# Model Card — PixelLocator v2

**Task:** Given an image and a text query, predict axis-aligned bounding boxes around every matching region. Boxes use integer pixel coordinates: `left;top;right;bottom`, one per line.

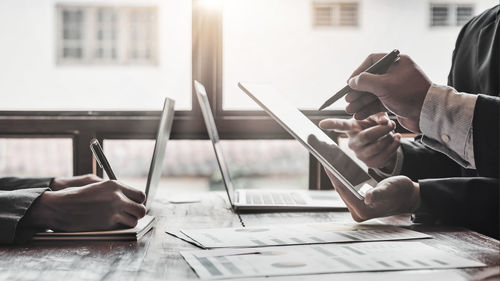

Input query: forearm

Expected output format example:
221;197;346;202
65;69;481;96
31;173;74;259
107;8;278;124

0;177;53;191
399;140;462;181
413;177;499;239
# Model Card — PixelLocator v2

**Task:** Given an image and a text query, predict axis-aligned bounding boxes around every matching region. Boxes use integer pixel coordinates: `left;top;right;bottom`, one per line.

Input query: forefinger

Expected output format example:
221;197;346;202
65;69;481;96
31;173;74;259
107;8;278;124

357;123;395;146
319;118;358;133
117;182;147;204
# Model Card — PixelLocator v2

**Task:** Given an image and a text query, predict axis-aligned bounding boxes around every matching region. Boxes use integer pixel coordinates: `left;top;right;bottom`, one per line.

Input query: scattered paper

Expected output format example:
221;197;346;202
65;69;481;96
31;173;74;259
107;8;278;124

181;222;430;248
181;241;485;279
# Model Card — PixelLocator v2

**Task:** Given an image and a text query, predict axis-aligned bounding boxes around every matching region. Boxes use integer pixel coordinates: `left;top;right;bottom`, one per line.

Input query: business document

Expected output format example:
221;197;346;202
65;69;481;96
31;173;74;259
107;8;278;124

180;222;430;248
181;241;485;279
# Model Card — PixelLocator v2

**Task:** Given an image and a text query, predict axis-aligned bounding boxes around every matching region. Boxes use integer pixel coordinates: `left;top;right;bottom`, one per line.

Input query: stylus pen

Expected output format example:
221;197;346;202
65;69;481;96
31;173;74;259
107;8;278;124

90;138;117;180
318;49;400;111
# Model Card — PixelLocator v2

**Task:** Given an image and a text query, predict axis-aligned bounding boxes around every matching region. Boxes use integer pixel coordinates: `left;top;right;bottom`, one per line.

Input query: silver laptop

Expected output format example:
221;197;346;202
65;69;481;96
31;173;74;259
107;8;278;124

194;80;346;211
144;97;175;210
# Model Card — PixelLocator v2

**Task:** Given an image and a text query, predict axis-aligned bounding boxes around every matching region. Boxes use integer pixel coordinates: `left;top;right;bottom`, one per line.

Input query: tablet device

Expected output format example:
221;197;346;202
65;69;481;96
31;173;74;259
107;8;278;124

238;82;377;200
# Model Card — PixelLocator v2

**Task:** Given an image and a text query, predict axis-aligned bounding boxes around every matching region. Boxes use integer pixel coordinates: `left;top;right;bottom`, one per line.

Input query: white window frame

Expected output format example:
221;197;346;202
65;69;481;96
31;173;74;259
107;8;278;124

430;3;475;28
55;5;158;65
312;1;360;28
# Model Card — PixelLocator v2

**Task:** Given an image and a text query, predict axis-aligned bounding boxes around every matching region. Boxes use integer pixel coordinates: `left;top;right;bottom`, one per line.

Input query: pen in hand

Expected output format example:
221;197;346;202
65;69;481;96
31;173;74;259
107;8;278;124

90;138;117;180
318;49;400;111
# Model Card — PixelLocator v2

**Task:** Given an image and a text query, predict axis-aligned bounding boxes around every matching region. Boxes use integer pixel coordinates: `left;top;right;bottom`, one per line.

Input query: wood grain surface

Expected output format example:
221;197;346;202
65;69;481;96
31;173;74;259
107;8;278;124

0;192;498;281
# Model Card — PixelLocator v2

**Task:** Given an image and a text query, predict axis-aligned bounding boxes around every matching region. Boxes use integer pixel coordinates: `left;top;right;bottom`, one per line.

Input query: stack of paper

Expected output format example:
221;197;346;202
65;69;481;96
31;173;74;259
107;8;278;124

181;241;485;279
174;222;431;248
33;215;155;241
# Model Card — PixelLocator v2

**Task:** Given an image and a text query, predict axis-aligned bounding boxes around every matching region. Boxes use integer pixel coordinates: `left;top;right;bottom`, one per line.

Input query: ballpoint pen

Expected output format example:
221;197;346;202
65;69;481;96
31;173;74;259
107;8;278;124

318;49;400;111
90;138;117;180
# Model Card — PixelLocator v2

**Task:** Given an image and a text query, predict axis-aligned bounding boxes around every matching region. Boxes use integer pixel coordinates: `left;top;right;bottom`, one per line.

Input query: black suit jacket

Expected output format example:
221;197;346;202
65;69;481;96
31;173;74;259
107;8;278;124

0;177;52;244
402;5;499;239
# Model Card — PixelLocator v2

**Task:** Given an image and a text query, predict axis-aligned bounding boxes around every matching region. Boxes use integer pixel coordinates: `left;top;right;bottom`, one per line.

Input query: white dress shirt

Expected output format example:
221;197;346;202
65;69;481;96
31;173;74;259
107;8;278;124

373;84;477;178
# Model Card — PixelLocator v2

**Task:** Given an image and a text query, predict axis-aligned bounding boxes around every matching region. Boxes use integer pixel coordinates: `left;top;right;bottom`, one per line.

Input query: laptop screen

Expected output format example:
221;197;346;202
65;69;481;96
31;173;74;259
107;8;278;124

194;81;236;206
145;97;175;210
238;82;375;199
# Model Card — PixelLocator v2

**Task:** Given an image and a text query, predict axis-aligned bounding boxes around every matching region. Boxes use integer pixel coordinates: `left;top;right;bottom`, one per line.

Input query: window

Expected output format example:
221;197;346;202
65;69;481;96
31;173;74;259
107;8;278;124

103;139;308;194
60;8;85;60
1;0;495;188
430;3;475;27
0;2;191;110
95;8;118;61
56;5;158;65
0;138;72;177
222;0;481;111
313;2;359;27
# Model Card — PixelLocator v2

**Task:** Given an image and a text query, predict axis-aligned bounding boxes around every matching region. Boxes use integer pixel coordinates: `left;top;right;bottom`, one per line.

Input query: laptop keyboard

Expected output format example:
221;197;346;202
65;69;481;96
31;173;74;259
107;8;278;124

245;192;306;205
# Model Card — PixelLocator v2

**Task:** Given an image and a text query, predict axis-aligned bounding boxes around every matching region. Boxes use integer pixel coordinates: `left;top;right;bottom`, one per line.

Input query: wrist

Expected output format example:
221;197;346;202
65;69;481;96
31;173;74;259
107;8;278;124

23;191;59;229
409;182;421;213
379;153;397;173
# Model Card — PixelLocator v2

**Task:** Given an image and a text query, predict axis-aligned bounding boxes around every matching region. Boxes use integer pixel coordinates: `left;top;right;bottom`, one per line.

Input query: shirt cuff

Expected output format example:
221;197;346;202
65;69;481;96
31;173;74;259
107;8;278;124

419;84;477;169
370;146;404;179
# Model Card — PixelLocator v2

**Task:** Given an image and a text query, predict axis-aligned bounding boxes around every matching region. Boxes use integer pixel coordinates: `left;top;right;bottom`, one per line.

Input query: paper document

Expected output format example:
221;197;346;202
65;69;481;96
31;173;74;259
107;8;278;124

180;223;430;248
181;241;485;279
33;215;155;241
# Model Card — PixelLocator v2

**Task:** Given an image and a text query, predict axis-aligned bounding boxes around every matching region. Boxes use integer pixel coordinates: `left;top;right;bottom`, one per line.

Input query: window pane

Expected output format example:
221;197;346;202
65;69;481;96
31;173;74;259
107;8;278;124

0;138;72;177
0;1;192;110
102;139;308;196
456;5;474;26
431;5;449;27
222;0;493;110
94;8;118;60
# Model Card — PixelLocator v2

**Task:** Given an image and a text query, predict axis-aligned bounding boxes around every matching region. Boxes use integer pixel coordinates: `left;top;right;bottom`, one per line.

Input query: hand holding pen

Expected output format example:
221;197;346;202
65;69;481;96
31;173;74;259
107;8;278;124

337;52;432;133
318;50;400;111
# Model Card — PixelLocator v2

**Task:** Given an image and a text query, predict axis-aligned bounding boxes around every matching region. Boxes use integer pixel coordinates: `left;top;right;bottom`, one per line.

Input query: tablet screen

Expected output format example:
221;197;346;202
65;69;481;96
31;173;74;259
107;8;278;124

238;82;376;199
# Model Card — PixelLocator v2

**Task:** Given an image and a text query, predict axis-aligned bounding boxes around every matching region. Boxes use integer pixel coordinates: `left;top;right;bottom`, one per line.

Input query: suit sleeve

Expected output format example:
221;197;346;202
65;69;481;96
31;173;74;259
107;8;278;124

416;177;499;239
399;139;464;181
0;177;53;244
0;188;50;244
472;94;500;178
0;177;53;191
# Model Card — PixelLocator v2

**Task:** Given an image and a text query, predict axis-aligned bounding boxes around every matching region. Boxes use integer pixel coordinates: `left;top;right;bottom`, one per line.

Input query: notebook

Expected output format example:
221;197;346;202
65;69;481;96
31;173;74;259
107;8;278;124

32;215;155;241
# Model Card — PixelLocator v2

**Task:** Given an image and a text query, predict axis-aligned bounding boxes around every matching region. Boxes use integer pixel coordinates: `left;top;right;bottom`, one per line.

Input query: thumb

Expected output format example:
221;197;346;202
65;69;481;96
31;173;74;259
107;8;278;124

348;73;385;96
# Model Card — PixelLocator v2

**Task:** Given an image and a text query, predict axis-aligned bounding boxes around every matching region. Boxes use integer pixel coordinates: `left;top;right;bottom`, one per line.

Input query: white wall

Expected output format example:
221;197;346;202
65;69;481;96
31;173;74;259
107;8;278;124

222;0;498;109
0;0;496;110
0;0;192;110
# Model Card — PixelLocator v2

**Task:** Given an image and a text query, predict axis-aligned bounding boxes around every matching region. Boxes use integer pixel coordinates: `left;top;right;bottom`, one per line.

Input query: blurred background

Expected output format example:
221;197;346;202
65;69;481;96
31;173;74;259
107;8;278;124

0;0;496;194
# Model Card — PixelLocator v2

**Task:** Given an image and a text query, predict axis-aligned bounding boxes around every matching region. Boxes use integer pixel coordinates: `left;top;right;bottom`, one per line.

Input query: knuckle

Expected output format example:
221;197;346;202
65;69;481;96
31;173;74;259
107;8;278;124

358;132;369;143
352;213;365;222
111;190;122;202
138;204;147;217
129;218;139;228
347;141;355;150
110;213;120;225
139;191;147;203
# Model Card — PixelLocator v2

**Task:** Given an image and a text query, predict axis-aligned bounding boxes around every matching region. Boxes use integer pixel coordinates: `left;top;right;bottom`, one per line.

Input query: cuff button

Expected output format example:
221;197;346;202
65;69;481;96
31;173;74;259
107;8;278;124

441;134;450;143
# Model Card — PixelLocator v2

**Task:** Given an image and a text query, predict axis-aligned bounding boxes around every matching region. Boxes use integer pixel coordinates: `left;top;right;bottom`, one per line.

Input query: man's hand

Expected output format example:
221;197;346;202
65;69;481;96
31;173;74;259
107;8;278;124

319;112;401;170
25;180;147;231
50;174;103;191
325;170;420;222
345;53;432;133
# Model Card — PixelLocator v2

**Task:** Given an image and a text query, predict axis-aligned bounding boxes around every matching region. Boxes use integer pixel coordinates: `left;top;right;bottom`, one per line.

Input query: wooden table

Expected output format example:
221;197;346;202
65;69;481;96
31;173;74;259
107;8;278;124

1;192;499;281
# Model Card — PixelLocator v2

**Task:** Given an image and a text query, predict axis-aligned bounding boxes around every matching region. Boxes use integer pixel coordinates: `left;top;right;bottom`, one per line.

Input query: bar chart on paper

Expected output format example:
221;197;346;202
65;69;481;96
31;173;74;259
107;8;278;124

179;222;431;248
181;241;485;279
